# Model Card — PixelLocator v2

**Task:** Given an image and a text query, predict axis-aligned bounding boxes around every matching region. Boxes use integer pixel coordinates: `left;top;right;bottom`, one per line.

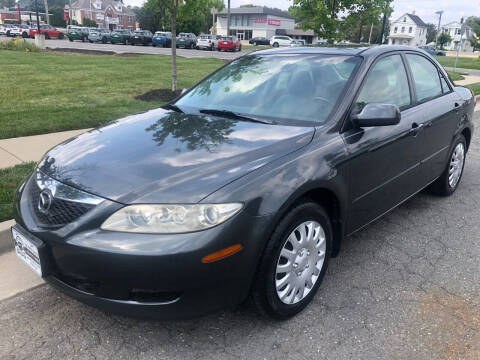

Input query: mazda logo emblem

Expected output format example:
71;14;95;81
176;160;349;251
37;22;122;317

38;189;53;214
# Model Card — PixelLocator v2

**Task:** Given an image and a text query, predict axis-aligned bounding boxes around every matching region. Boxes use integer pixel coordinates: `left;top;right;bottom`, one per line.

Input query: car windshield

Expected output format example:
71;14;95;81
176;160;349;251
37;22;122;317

175;54;360;124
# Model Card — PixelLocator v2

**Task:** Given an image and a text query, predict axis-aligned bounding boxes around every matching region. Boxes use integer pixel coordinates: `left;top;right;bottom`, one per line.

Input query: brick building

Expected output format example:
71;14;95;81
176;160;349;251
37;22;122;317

65;0;135;30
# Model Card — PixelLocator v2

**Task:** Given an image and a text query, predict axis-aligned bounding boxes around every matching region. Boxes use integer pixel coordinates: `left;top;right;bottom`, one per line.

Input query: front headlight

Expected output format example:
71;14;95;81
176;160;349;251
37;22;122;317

101;203;243;234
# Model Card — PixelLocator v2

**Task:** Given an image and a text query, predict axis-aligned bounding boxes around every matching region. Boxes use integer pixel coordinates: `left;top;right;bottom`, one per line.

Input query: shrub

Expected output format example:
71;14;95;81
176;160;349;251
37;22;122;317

0;38;40;52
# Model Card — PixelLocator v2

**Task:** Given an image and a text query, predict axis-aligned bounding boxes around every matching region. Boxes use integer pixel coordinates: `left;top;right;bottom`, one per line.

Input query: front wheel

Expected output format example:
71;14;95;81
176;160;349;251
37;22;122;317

428;135;467;196
273;42;279;47
69;38;73;42
252;201;332;319
102;37;107;44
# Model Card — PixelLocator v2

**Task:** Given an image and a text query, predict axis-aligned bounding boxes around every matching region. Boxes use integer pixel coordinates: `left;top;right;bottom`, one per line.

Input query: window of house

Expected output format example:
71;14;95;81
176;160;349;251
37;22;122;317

406;54;443;102
355;54;411;111
394;27;397;33
401;27;405;33
403;17;406;22
409;27;412;33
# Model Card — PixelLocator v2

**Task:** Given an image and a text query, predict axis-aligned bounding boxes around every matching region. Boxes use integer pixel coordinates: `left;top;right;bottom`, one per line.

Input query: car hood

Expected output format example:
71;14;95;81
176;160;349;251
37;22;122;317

38;108;314;204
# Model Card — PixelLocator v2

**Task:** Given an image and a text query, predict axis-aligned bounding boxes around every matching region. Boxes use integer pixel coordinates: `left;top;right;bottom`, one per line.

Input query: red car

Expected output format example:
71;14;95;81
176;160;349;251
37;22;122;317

29;24;64;39
217;36;242;52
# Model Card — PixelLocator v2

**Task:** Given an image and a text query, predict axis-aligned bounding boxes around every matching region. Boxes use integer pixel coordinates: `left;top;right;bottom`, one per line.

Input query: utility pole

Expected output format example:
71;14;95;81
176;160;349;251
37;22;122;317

379;12;386;44
435;10;443;45
226;0;230;37
35;0;40;33
43;0;49;24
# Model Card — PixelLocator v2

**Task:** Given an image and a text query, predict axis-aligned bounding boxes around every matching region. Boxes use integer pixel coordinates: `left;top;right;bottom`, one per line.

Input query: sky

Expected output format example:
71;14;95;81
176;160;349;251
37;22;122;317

123;0;480;25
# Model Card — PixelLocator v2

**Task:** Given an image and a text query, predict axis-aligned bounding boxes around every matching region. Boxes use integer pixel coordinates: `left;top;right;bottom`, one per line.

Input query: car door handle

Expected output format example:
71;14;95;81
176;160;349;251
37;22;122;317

410;122;424;136
454;102;461;113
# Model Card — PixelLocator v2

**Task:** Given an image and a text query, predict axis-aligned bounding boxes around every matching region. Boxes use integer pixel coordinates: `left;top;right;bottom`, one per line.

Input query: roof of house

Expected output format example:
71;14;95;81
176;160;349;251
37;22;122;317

392;13;427;28
408;14;427;27
68;0;134;15
217;6;294;20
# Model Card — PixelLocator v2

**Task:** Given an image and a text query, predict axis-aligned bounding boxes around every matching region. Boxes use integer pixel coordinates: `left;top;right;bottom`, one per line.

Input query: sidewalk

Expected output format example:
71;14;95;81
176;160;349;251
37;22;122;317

0;129;88;168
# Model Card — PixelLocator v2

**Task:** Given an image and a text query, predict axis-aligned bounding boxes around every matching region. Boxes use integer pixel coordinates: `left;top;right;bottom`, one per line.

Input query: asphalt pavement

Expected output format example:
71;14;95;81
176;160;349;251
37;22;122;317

0;113;479;360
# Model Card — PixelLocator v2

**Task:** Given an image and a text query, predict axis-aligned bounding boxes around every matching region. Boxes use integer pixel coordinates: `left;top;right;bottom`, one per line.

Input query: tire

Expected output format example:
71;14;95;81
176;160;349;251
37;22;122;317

252;201;332;319
89;40;93;43
82;36;85;42
69;38;73;42
45;33;50;40
428;135;467;196
239;45;242;51
58;33;64;39
273;42;279;47
22;32;28;38
102;37;107;44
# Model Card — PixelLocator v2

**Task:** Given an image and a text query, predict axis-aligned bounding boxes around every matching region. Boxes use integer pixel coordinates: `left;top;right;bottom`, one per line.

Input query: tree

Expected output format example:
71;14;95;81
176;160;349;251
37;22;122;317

0;0;15;8
425;23;437;44
83;17;97;27
437;32;451;49
290;0;392;43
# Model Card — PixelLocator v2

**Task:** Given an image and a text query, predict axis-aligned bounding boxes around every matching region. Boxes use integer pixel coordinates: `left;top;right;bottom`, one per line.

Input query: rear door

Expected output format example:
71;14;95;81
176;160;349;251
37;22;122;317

343;53;424;233
404;53;462;184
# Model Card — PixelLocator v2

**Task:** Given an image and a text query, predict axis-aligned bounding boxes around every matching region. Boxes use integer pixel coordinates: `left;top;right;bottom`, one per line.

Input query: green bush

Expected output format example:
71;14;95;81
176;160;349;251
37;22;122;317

0;38;40;52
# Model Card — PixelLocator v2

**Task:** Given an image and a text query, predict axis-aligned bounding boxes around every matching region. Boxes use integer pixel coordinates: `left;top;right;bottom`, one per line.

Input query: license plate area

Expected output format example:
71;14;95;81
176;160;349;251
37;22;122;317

12;226;45;277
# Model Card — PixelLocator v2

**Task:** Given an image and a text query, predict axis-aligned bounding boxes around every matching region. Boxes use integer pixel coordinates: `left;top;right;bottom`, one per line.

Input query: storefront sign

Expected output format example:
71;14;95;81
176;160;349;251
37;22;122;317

253;17;267;23
268;19;281;26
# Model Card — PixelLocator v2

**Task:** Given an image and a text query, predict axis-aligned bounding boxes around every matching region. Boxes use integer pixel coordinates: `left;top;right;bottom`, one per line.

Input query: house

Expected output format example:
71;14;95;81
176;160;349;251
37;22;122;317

388;13;427;46
65;0;135;30
441;20;474;52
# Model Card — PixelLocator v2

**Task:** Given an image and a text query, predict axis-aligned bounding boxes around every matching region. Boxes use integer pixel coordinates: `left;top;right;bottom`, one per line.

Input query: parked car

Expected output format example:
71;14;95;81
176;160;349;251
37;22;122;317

152;31;172;48
217;35;242;51
0;24;16;37
29;24;64;39
110;29;132;45
130;30;153;46
176;32;196;49
196;34;220;50
293;39;306;46
249;37;269;46
12;46;474;321
67;26;89;42
418;45;446;56
88;28;111;43
9;24;31;38
270;35;294;47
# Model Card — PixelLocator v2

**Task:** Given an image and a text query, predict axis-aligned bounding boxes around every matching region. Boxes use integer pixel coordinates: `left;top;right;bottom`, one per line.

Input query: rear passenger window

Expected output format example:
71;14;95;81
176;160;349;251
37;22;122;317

356;54;411;111
406;54;443;102
440;73;450;94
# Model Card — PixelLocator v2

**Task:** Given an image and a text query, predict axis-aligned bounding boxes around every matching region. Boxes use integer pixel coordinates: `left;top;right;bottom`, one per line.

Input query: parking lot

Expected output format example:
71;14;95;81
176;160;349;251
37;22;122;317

0;35;249;60
0;110;478;359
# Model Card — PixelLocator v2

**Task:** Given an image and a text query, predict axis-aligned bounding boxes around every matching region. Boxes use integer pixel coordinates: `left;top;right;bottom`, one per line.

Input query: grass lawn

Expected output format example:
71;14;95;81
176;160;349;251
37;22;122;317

466;82;480;96
446;71;467;81
435;55;480;70
242;44;271;51
0;162;35;222
0;51;223;139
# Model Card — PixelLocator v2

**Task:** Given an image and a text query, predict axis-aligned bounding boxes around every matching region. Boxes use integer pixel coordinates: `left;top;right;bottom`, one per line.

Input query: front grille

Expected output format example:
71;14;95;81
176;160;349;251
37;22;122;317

28;177;95;228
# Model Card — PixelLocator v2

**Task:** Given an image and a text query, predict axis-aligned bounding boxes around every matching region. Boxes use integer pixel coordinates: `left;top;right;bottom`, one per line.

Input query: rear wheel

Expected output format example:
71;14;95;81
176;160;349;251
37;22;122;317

252;201;332;319
273;42;279;47
102;37;107;44
428;135;467;196
69;37;73;42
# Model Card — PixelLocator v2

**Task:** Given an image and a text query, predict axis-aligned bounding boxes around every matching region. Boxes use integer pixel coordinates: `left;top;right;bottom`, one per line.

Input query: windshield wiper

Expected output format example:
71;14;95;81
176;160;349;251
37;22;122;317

199;109;273;124
161;103;183;113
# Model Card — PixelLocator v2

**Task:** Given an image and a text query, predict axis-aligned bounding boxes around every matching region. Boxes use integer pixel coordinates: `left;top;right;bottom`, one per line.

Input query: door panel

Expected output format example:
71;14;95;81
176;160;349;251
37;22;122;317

344;108;423;233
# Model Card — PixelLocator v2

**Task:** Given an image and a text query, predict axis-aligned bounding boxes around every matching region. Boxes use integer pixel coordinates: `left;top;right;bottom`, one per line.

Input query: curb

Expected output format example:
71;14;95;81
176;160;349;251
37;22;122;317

0;220;14;255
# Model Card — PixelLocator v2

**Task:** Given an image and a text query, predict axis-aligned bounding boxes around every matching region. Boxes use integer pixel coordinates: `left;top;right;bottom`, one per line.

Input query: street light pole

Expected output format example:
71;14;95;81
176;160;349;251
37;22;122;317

35;0;41;34
226;0;230;37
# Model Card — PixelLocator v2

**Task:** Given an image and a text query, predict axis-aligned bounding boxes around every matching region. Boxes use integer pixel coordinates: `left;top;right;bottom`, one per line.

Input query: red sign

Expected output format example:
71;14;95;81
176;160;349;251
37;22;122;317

268;19;281;26
253;17;267;23
64;9;69;21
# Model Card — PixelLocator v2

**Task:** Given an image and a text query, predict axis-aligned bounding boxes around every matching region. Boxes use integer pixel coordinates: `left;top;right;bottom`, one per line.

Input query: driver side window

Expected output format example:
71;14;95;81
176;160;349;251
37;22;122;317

356;54;411;112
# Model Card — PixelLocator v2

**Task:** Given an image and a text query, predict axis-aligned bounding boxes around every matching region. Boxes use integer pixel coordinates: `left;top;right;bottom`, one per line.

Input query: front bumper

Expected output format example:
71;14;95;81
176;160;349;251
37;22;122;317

15;175;273;319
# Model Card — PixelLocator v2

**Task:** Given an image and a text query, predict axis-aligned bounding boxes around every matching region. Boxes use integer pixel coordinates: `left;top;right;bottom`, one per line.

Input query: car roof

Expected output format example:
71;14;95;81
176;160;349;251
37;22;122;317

253;45;426;58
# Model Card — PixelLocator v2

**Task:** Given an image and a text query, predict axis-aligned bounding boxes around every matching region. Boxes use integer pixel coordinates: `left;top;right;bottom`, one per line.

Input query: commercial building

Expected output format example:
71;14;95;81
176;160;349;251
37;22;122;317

441;20;474;52
387;12;428;46
0;8;50;24
65;0;135;30
214;6;317;43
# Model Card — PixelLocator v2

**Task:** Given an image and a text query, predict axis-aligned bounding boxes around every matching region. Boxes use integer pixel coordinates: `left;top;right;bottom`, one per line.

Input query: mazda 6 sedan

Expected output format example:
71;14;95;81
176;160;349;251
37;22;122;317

13;46;474;320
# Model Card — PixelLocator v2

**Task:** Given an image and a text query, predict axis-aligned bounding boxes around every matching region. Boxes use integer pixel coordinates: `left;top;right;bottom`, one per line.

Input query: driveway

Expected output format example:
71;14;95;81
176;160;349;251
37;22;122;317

0;113;479;360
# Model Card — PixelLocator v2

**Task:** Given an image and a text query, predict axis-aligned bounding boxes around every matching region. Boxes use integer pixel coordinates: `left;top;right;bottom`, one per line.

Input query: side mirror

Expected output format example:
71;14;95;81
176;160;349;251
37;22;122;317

351;103;401;128
181;88;188;95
